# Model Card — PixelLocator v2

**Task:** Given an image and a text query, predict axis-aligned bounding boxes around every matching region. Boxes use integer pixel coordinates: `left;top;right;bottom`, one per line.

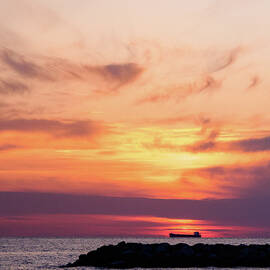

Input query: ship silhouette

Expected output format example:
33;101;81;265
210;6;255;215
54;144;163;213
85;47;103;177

169;232;201;238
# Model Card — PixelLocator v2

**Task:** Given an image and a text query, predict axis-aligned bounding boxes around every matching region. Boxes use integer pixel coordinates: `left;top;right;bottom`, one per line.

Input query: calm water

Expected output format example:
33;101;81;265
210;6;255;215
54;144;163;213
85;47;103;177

0;237;270;270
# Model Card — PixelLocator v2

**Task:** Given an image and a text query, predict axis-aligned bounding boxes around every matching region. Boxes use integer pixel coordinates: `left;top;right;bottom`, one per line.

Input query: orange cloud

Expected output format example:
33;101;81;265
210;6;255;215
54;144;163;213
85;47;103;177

0;118;103;138
137;75;221;105
0;144;20;151
185;134;270;153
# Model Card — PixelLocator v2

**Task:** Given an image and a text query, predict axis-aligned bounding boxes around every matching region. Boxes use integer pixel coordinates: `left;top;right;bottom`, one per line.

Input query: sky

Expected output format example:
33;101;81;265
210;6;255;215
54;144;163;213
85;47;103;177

1;0;270;237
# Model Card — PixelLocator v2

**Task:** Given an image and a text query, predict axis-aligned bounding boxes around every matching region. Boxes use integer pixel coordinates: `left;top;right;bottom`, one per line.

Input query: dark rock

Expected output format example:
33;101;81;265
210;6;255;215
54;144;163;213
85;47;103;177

61;242;270;268
155;243;170;253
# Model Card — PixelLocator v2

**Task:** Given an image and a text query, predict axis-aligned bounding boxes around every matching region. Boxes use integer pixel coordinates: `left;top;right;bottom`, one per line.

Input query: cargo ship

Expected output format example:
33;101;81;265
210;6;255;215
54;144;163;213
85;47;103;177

169;232;201;238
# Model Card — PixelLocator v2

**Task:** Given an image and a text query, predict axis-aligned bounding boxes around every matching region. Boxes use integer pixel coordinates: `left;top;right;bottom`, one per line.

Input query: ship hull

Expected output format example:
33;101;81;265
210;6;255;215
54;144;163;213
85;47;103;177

169;233;201;238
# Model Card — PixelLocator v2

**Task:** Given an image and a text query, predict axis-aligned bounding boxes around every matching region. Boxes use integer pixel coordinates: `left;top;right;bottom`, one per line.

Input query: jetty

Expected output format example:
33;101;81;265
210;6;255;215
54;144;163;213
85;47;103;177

62;241;270;268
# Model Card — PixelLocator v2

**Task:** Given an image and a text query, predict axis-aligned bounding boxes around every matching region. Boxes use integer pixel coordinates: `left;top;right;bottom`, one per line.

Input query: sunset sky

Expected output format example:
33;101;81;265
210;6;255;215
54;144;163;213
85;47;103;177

1;0;270;237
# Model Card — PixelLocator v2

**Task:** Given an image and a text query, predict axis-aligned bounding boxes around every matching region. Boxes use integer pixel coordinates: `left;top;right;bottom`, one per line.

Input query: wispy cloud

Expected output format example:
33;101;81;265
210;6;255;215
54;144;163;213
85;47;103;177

0;48;144;95
247;75;260;89
210;47;242;73
143;115;194;126
143;137;183;152
0;144;20;151
185;129;220;153
0;49;52;80
184;161;270;199
230;135;270;152
85;62;144;94
0;79;29;95
0;118;102;138
137;75;221;104
185;134;270;153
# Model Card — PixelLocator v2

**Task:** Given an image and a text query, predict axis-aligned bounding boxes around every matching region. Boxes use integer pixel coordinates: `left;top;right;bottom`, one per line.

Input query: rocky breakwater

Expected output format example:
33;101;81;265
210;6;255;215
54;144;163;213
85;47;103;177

62;241;270;268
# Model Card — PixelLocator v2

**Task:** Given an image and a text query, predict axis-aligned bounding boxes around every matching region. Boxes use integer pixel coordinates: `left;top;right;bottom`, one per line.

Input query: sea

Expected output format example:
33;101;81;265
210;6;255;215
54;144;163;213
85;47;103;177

0;237;270;270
